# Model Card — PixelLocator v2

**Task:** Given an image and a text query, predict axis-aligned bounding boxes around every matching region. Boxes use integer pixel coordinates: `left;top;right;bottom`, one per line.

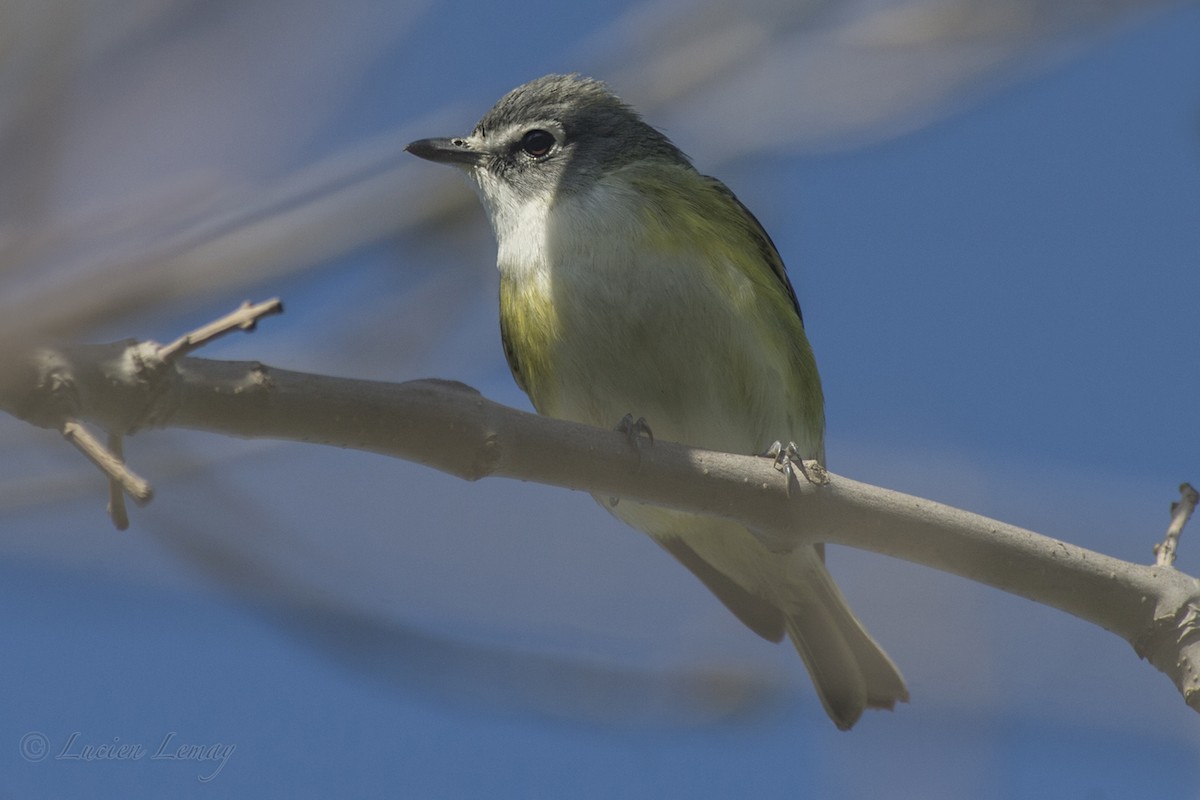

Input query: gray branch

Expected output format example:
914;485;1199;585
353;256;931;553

1;322;1197;716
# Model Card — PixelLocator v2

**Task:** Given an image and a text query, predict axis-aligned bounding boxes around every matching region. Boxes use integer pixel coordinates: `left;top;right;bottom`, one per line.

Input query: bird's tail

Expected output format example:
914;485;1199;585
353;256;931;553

614;501;906;729
780;547;908;730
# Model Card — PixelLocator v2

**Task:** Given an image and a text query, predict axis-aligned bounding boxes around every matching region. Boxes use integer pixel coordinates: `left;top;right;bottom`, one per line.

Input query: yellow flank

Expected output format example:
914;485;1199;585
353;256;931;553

499;270;559;411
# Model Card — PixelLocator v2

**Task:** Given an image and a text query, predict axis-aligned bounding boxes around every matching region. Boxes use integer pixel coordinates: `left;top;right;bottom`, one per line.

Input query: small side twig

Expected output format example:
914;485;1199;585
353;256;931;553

1153;482;1199;567
62;419;153;512
156;298;283;364
48;298;285;527
107;432;130;530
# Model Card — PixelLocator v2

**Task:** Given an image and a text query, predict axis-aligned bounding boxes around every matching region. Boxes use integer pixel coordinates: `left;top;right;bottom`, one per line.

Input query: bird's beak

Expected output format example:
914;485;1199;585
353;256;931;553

405;136;486;167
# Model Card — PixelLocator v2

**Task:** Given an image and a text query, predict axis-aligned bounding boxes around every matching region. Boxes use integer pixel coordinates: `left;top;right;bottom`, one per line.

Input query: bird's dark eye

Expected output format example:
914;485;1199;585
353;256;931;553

518;129;555;158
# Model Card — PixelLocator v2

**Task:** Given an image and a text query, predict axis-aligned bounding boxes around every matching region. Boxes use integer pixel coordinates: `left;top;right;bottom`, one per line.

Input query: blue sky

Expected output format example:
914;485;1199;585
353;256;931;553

2;3;1198;798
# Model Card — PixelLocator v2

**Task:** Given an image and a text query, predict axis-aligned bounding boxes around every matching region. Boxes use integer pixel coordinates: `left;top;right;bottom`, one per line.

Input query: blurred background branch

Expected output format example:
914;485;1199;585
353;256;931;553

0;0;1174;344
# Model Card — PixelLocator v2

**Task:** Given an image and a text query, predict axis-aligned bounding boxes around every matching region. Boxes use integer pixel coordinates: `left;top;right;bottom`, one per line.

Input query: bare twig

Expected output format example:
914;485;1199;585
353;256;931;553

106;432;130;530
156;298;283;363
61;419;153;507
1155;483;1199;567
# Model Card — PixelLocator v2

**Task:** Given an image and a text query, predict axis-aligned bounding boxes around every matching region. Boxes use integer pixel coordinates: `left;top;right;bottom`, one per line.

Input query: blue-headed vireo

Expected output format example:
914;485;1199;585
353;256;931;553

407;74;907;729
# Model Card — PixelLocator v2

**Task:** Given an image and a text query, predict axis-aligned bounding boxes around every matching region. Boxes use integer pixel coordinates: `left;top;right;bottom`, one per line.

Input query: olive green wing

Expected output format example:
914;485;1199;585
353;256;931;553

705;175;827;554
705;177;805;327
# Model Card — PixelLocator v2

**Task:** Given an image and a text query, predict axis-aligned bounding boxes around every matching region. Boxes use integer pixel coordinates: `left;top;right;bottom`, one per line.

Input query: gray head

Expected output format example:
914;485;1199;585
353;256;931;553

406;74;690;208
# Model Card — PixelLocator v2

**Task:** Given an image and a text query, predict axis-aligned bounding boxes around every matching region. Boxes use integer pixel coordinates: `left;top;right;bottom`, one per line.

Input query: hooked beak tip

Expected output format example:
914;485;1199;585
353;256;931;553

405;137;483;167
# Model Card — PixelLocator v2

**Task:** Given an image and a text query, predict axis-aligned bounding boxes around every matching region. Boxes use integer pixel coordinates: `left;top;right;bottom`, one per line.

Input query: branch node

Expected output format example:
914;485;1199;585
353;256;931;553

1135;600;1200;710
800;458;830;486
1153;482;1198;567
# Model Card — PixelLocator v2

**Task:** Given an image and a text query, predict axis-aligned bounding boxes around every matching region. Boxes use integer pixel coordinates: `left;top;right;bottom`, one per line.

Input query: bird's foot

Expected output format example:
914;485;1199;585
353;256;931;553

617;413;654;448
611;414;654;506
764;441;829;493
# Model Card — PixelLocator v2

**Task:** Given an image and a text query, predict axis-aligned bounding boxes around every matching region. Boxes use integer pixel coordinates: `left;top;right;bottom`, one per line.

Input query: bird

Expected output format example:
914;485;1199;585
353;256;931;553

406;73;907;729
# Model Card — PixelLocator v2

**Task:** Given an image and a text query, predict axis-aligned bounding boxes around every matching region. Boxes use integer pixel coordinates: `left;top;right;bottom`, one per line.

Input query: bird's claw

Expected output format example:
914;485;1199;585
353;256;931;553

617;413;654;448
767;440;800;479
765;441;828;493
611;414;654;506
